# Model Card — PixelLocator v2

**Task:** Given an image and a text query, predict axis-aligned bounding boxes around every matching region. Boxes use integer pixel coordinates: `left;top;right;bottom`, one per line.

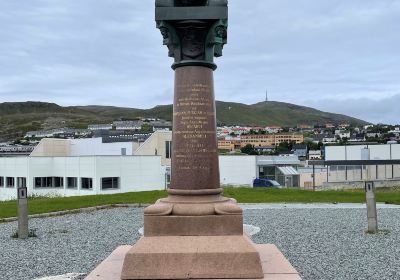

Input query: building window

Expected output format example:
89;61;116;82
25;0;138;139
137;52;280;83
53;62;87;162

67;177;78;189
0;177;4;187
81;178;93;190
17;177;26;188
54;177;64;188
34;177;63;188
101;177;119;190
165;141;172;159
6;177;15;188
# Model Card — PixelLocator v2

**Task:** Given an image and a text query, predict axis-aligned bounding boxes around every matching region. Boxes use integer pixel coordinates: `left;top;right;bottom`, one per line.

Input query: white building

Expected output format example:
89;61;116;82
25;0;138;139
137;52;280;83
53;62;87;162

0;136;167;200
26;128;66;138
366;132;381;138
388;127;400;137
308;150;322;160
114;121;143;130
335;130;351;139
325;144;400;161
88;124;113;131
0;130;304;200
265;126;282;133
322;144;400;188
0;156;166;201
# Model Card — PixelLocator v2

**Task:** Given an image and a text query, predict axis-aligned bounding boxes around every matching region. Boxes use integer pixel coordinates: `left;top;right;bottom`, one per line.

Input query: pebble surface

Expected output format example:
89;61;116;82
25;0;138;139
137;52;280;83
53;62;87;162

0;205;399;280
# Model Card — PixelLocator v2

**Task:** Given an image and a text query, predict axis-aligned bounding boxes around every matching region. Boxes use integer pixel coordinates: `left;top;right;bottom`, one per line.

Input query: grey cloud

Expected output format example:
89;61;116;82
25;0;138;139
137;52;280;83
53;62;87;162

0;0;399;124
304;94;400;125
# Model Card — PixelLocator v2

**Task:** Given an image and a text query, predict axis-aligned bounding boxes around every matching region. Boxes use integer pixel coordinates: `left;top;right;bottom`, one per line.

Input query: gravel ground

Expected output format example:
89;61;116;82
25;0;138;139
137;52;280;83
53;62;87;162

0;205;399;280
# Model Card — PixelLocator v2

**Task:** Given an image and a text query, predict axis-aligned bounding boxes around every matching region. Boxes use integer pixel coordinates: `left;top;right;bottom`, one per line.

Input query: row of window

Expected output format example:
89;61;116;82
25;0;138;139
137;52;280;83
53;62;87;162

0;177;25;188
0;177;119;190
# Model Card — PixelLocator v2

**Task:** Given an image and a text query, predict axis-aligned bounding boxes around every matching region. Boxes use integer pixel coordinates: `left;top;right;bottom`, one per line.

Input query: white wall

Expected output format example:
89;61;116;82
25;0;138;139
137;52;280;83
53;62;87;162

219;155;257;186
325;144;400;161
70;138;134;156
0;155;165;201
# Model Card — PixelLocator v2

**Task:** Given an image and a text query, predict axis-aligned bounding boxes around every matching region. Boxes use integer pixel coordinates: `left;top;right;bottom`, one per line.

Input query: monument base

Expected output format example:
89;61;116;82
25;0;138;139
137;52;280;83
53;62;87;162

84;243;301;280
121;235;263;279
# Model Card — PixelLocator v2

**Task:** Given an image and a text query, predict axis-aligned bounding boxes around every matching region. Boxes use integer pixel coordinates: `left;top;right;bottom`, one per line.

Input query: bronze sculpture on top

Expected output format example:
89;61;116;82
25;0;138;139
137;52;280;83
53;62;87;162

121;1;264;278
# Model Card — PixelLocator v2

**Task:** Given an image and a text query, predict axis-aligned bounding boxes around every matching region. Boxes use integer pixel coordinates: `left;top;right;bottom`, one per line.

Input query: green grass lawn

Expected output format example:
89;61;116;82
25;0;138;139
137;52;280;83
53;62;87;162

1;188;400;219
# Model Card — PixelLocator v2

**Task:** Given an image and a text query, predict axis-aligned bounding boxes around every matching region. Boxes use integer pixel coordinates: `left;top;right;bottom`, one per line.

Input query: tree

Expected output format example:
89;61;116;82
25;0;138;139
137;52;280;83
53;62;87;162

276;141;295;154
241;144;256;155
141;123;153;132
305;140;323;151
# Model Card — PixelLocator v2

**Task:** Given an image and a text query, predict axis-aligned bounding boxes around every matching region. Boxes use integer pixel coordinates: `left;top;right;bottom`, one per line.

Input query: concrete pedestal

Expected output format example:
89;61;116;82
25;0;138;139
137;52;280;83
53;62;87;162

85;244;301;280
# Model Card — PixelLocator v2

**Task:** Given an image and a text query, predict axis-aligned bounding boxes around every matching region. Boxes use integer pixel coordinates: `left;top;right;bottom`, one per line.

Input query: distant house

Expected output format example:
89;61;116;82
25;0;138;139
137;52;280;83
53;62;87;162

254;145;275;153
150;120;172;131
313;134;336;143
348;134;365;143
308;150;322;160
25;128;91;139
241;133;304;147
218;139;241;151
364;124;374;130
232;127;250;135
0;145;35;155
297;124;314;132
265;126;282;133
335;130;351;139
93;130;151;144
366;132;381;138
388;127;400;137
218;140;235;151
114;121;143;130
292;144;308;159
339;123;350;129
88;124;113;131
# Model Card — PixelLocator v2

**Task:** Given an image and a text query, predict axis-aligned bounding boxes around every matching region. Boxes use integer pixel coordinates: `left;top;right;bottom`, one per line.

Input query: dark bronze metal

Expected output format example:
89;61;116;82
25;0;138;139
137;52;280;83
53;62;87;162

155;0;228;70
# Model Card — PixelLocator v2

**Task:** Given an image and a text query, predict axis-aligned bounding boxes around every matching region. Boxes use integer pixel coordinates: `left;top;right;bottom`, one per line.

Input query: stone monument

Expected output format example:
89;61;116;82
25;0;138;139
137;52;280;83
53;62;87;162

121;0;264;279
84;1;301;279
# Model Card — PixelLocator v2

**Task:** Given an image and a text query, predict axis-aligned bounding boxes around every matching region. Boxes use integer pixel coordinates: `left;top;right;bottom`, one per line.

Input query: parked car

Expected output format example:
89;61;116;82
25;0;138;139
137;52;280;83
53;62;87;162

253;178;282;188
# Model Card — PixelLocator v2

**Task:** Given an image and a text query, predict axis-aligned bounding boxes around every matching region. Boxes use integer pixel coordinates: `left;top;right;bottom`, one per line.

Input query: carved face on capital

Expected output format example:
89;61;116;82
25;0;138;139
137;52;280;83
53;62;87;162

160;27;169;39
181;27;206;59
215;26;226;38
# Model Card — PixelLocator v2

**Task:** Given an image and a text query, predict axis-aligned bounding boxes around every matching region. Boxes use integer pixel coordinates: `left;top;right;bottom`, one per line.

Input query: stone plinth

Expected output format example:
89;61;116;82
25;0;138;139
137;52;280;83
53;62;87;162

85;244;302;280
122;235;263;279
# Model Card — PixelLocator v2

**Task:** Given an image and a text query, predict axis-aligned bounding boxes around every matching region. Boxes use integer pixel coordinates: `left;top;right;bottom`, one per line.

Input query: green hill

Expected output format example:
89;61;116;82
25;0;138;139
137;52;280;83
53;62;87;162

0;101;368;141
77;101;367;126
0;102;112;141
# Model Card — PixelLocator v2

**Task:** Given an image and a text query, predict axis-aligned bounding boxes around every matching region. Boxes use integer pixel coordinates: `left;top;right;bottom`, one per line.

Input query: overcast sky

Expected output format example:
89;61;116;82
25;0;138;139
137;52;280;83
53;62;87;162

0;0;399;124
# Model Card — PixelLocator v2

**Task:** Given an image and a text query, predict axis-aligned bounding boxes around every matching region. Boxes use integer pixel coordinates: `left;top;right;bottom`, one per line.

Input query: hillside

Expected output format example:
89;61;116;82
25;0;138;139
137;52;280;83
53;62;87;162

0;101;368;141
0;102;112;141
